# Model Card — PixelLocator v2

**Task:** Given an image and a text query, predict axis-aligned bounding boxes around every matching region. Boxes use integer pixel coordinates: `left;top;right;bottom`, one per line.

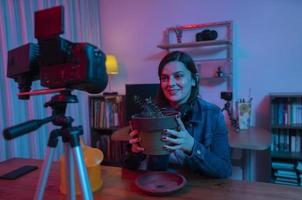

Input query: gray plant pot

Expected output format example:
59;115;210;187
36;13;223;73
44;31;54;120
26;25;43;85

131;111;179;155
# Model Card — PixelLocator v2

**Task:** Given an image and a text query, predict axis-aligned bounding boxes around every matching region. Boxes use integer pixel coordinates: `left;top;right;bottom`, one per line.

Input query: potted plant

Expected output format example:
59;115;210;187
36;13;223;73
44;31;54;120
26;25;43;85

130;96;179;155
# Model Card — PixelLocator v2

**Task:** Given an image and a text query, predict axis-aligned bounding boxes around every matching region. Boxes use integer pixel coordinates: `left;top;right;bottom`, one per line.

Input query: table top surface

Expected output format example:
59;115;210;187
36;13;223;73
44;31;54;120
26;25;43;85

112;126;272;151
228;127;272;150
0;158;301;200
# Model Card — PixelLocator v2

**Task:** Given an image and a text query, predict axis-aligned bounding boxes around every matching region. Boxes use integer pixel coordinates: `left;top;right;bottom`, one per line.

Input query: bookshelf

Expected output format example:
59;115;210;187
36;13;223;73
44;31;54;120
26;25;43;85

269;93;302;186
89;94;127;166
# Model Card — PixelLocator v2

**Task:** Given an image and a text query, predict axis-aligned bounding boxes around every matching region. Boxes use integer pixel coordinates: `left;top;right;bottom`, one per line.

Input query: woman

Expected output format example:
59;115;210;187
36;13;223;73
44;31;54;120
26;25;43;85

124;51;232;178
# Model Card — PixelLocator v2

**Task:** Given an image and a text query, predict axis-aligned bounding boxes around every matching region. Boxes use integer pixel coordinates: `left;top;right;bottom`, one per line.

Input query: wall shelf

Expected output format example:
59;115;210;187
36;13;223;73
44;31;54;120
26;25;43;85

157;21;233;96
201;76;230;81
271;124;302;130
157;40;231;50
271;151;302;160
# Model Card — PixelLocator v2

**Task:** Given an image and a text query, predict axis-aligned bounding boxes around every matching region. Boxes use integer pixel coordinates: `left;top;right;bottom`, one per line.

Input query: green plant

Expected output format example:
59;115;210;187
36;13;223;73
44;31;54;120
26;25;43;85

133;96;164;118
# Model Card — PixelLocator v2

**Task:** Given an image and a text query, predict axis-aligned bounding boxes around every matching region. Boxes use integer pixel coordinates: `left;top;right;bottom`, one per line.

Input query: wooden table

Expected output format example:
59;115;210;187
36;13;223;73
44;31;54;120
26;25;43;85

228;127;272;181
0;158;301;200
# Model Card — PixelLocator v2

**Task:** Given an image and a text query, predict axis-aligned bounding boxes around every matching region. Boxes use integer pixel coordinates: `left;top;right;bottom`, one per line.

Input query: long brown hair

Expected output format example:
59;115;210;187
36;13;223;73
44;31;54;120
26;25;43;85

156;51;199;107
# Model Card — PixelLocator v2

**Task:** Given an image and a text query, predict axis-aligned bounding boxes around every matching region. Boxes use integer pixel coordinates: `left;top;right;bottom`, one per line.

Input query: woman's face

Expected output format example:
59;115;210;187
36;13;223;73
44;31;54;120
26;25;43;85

160;61;196;108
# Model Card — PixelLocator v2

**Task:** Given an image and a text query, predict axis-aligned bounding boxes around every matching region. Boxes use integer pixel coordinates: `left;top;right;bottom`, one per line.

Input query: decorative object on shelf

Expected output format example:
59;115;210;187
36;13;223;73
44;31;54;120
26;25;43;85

195;29;218;41
216;66;224;77
104;54;119;95
172;27;183;43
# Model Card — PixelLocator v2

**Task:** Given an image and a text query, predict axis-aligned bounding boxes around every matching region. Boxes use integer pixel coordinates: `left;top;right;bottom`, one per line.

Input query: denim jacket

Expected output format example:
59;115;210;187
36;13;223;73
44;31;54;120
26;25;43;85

124;98;232;178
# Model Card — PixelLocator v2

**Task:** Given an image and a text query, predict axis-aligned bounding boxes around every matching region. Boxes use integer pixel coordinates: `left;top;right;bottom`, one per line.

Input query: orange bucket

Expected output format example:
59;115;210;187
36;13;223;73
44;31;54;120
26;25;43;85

59;144;104;195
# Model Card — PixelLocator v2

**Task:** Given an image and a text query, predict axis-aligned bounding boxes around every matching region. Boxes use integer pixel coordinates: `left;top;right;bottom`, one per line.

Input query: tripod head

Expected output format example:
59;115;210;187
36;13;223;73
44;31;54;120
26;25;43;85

3;89;79;140
220;91;239;132
45;89;78;127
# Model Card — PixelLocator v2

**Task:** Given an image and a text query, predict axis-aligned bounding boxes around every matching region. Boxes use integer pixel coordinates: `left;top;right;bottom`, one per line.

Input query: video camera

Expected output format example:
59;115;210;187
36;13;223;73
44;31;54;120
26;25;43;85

7;6;108;99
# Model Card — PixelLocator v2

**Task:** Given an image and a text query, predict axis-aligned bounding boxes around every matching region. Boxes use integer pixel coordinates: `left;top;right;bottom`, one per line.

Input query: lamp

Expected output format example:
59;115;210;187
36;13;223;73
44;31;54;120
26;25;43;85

104;54;119;95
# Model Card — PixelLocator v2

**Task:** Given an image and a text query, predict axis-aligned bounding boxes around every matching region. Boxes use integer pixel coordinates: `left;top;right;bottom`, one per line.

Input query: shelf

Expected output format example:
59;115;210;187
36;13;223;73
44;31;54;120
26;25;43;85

269;93;302;186
157;40;231;50
201;76;230;81
271;151;302;160
89;95;127;167
167;21;232;31
271;124;302;130
194;58;232;63
157;21;233;94
270;93;302;98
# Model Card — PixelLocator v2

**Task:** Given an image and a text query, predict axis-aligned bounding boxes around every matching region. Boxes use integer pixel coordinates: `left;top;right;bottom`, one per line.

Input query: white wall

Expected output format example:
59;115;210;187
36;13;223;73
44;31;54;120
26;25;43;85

99;0;302;129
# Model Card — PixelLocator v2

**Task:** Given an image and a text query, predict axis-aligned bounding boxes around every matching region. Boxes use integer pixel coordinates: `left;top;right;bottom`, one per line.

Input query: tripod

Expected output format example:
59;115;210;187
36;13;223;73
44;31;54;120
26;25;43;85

221;99;239;132
34;90;93;200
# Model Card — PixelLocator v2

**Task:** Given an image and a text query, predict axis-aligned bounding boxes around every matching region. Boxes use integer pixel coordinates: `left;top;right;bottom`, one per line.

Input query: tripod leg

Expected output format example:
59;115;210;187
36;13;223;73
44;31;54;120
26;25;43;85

34;129;60;200
64;143;76;200
34;147;56;200
72;145;93;200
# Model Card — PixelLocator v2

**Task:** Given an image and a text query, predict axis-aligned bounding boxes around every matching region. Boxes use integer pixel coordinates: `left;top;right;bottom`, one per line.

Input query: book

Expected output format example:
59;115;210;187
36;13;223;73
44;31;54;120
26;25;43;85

274;170;297;179
274;180;298;186
275;177;298;183
295;135;301;153
291;133;296;152
297;162;302;173
272;161;295;170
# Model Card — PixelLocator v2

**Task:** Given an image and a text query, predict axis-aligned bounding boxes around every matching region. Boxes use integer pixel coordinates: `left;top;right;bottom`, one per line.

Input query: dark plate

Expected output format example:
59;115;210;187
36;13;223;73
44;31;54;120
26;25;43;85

135;171;187;196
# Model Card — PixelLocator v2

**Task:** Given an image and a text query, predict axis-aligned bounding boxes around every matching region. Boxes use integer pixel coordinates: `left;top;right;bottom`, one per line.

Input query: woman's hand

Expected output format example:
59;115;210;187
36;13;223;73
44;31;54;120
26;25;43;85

161;116;194;154
129;129;144;153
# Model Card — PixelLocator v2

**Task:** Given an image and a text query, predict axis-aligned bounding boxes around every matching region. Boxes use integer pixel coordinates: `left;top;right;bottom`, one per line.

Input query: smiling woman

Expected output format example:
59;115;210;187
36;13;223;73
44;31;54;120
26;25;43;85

157;51;200;110
159;61;196;108
124;51;232;178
